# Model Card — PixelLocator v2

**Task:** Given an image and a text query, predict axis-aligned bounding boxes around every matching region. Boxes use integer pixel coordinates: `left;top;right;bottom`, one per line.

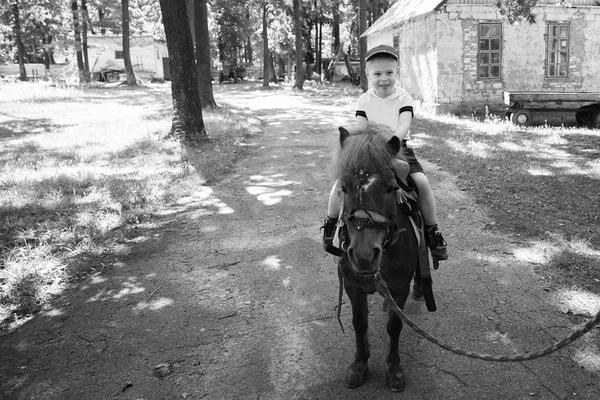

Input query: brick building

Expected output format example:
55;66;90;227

362;0;600;115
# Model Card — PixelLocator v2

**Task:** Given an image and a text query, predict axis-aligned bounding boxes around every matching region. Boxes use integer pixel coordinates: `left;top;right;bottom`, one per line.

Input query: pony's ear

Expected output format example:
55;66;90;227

388;136;401;155
339;127;350;147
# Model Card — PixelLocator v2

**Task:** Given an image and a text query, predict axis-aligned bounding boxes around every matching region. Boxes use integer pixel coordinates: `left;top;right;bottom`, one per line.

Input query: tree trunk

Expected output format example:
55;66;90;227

293;0;304;90
194;0;217;108
71;1;85;83
313;15;318;74
262;3;269;88
158;0;207;142
122;0;137;85
332;0;340;55
358;0;367;91
373;0;380;22
269;51;277;83
245;9;252;64
246;37;252;64
316;19;322;75
98;7;106;34
11;1;26;81
81;0;90;81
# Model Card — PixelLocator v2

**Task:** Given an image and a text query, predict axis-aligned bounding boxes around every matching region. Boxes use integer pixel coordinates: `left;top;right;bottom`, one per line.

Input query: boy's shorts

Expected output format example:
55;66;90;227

400;146;424;174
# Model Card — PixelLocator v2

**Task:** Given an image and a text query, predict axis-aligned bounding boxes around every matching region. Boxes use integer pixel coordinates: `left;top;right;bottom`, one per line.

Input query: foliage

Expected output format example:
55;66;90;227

496;0;537;24
128;0;164;39
0;0;67;63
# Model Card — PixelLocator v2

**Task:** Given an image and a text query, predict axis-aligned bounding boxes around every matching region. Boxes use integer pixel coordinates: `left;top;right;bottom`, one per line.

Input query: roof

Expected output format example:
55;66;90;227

362;0;600;37
362;0;447;37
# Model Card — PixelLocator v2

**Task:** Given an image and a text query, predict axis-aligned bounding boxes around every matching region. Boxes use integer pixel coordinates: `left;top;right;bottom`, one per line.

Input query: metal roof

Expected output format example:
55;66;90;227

362;0;447;36
362;0;600;37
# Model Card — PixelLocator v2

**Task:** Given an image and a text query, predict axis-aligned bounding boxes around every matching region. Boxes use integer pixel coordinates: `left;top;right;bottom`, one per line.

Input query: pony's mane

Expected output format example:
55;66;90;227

331;122;396;181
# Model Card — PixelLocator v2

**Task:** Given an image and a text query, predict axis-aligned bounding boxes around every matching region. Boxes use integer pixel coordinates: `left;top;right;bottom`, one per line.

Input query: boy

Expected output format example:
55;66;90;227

322;45;448;260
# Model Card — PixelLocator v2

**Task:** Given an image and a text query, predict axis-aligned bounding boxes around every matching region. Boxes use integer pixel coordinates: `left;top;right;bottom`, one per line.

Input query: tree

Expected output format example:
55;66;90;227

372;0;380;22
81;0;90;81
71;0;85;83
194;0;217;108
212;0;249;71
261;1;269;87
158;0;208;142
331;0;339;54
358;0;366;91
10;1;26;80
292;0;303;90
122;0;137;85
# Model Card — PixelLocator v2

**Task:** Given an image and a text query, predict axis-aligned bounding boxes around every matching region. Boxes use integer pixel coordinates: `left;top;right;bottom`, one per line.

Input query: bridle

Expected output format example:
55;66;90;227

340;167;401;252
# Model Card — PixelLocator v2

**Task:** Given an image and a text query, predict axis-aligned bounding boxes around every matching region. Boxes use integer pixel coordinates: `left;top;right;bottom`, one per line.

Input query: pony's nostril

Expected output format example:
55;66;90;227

372;247;381;261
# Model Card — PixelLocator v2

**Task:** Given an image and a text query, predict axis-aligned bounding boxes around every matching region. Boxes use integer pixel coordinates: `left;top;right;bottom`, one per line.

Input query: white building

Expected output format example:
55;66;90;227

87;35;169;79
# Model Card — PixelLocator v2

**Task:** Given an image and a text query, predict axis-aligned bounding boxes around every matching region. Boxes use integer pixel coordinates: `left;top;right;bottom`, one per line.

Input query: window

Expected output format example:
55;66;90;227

546;23;569;77
115;50;124;59
478;23;502;79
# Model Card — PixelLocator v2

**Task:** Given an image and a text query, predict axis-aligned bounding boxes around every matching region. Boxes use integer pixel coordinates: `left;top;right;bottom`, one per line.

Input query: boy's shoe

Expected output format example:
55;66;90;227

425;225;448;261
321;216;338;252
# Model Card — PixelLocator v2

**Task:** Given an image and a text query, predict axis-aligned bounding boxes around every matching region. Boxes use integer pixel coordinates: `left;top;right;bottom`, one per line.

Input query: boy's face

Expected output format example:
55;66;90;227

366;57;398;98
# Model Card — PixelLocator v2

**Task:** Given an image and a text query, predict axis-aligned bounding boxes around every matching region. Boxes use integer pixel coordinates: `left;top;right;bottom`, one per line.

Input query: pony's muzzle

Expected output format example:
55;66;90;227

348;243;383;275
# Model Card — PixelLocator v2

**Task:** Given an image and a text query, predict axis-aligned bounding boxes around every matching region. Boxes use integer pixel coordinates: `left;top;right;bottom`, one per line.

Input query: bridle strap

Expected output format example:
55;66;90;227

343;209;400;250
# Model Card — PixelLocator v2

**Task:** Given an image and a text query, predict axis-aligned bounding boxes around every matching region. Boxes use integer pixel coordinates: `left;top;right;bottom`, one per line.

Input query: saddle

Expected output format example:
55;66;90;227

392;164;437;312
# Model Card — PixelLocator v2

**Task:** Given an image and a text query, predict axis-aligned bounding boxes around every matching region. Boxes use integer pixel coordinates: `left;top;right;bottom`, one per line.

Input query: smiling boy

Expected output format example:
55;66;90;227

322;45;448;261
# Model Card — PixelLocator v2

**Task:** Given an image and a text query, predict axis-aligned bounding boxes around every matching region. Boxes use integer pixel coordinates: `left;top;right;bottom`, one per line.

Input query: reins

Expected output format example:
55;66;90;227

374;272;600;362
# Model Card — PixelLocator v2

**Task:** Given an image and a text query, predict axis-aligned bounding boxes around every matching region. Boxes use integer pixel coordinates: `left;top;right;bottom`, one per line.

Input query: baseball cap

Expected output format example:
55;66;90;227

365;45;398;62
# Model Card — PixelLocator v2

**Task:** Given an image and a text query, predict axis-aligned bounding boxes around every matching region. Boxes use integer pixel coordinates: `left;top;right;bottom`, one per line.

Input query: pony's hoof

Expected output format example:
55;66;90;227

345;362;369;388
386;366;406;392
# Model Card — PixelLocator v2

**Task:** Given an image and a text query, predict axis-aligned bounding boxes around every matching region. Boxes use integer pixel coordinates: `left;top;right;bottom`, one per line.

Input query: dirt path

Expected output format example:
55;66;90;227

1;85;599;400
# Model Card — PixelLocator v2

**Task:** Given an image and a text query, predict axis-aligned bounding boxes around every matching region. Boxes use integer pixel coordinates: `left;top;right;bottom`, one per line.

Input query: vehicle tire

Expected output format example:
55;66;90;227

511;109;534;127
593;110;600;129
575;105;599;127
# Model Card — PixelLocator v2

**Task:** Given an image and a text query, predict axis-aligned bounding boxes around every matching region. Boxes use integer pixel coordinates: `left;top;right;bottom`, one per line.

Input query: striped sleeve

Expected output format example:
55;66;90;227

355;93;368;119
398;92;415;118
399;106;414;118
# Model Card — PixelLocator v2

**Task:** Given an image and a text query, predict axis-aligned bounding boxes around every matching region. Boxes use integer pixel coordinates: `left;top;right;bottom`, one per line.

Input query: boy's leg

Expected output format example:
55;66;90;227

322;180;341;251
410;172;448;260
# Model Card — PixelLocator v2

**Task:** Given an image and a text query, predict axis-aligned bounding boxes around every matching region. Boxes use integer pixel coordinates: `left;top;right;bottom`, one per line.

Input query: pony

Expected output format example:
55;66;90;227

332;122;420;392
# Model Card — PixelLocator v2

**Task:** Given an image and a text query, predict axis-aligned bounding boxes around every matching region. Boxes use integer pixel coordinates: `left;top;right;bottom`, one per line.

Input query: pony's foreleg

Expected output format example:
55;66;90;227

385;296;406;392
345;287;370;388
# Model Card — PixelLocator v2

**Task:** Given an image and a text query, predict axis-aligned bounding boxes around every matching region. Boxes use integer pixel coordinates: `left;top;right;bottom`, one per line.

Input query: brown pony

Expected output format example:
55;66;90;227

333;122;419;392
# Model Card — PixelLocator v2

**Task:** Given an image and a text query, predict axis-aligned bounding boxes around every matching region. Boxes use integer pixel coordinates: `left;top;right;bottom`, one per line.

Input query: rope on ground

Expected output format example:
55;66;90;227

374;272;600;362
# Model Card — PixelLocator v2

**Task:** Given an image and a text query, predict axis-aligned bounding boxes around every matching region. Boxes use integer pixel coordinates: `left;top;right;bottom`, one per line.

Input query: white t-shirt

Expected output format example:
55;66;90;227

355;88;414;139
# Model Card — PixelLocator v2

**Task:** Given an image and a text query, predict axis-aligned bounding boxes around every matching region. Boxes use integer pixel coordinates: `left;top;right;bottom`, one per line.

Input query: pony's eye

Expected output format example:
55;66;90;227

341;186;347;193
387;186;395;194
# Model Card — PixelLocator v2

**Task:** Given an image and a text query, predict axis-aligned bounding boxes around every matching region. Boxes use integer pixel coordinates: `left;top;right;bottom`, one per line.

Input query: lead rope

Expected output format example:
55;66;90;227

336;265;345;334
374;272;600;362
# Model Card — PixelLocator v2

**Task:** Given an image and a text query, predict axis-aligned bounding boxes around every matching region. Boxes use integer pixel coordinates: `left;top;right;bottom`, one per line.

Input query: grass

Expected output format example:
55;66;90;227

411;109;600;294
0;80;262;332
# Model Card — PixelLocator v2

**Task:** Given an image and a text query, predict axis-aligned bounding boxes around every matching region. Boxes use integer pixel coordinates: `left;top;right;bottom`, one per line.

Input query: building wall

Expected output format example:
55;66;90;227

366;29;393;49
395;13;439;113
442;4;600;113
